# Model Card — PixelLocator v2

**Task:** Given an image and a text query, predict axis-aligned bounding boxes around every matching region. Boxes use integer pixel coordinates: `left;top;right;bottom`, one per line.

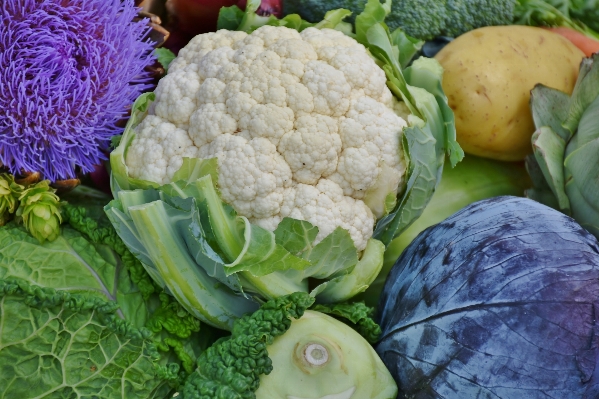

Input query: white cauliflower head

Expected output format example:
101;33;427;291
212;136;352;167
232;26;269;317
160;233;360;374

126;26;408;251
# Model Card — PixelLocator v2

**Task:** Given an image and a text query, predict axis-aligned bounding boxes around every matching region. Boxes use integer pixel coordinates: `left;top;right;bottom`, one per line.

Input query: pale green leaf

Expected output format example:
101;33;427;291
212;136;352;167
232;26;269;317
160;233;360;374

312;238;385;304
530;84;571;141
531;126;570;213
300;227;358;280
273;217;319;255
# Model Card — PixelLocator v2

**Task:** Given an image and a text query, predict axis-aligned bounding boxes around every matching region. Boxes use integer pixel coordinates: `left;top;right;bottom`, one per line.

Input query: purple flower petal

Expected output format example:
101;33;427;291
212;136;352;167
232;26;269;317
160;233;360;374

0;0;155;181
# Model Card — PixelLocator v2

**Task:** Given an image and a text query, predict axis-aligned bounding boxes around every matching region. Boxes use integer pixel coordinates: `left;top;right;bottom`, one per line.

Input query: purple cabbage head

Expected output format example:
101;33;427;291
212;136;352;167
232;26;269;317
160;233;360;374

377;196;599;398
0;0;155;181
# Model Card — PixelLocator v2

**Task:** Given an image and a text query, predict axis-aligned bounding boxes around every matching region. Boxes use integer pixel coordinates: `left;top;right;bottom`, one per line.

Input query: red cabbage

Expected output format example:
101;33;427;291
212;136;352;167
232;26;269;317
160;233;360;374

376;196;599;398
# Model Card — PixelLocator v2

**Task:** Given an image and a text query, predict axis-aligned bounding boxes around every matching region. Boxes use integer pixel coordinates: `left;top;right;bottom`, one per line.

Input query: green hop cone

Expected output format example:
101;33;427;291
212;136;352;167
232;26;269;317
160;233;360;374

16;180;63;243
0;174;24;226
526;54;599;238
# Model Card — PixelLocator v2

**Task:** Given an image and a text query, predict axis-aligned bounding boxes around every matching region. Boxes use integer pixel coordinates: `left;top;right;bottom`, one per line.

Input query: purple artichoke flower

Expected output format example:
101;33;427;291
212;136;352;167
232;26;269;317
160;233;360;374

0;0;156;182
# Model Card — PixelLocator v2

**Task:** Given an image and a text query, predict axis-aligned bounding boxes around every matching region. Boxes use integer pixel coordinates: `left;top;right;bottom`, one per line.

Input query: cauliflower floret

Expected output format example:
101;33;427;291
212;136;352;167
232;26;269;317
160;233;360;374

127;115;197;184
329;97;408;198
199;134;293;220
273;179;374;251
126;25;408;250
169;30;248;72
302;61;351;117
278;114;341;184
153;67;202;128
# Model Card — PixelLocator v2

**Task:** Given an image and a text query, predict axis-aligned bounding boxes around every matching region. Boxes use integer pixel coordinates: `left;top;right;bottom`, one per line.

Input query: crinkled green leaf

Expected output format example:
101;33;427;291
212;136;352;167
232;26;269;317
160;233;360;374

0;217;209;398
532;126;570;213
311;301;381;344
0;278;166;399
0;224;144;325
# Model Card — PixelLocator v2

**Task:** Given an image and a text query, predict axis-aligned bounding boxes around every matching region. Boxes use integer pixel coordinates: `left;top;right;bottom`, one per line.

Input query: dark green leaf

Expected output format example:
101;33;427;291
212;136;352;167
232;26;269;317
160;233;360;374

312;301;381;343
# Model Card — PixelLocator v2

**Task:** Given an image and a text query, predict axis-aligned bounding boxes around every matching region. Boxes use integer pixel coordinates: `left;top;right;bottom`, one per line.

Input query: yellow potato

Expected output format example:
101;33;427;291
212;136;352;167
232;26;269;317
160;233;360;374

435;25;584;161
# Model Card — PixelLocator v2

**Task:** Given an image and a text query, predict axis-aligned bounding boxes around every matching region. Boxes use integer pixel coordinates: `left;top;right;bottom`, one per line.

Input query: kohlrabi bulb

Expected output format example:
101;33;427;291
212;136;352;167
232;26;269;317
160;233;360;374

255;310;398;399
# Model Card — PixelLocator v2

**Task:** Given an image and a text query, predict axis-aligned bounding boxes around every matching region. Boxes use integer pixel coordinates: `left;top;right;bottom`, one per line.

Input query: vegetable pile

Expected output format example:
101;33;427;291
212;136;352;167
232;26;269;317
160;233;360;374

3;0;599;398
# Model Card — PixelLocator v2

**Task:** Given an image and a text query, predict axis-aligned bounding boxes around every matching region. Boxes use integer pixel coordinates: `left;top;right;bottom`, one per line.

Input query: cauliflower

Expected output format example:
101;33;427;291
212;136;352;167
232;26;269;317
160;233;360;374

126;26;408;251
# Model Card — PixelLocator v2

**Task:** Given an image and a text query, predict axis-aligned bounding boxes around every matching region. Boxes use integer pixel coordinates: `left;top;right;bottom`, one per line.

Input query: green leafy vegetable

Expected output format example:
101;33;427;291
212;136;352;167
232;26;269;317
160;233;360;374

0;197;216;398
526;53;599;238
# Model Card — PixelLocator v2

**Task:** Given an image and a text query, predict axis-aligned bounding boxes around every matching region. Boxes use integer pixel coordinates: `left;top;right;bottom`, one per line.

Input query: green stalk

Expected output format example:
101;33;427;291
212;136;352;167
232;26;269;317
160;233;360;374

128;200;257;330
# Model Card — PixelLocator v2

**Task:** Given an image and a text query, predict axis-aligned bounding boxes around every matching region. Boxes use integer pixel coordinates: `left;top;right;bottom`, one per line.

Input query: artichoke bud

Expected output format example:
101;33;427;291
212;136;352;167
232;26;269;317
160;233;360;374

16;180;63;243
0;173;24;226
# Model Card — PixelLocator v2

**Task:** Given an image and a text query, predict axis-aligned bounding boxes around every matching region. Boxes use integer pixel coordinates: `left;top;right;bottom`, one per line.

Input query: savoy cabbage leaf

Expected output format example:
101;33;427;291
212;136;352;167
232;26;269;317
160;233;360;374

0;199;216;399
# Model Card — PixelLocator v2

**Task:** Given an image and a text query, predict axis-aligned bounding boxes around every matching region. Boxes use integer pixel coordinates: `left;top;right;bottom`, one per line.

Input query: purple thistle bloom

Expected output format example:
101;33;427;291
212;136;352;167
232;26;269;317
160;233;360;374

0;0;156;181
